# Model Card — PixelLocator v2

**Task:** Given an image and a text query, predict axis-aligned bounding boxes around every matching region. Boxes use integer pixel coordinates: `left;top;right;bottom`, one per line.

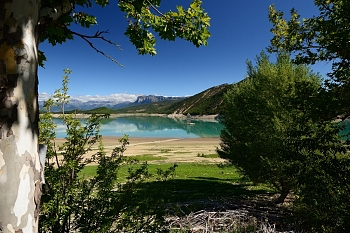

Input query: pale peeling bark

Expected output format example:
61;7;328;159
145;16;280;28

0;0;42;233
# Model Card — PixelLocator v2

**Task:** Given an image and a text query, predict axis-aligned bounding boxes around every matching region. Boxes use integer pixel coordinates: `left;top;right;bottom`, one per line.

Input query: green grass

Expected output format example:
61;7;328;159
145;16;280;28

79;162;275;233
80;163;273;211
127;154;168;161
81;163;239;181
79;165;97;177
169;163;239;180
124;163;272;214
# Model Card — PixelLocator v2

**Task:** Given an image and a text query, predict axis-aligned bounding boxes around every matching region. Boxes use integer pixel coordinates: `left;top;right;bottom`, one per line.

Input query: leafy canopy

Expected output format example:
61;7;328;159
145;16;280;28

39;0;210;64
268;0;350;121
268;1;350;82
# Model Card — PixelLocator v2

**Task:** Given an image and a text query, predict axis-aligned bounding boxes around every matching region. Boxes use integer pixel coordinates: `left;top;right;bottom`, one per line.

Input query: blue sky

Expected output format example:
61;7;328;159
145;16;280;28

38;1;326;102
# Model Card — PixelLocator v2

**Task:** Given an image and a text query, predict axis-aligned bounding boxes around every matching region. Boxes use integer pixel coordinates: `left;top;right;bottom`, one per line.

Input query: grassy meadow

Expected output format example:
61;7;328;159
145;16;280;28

79;153;286;232
80;157;273;206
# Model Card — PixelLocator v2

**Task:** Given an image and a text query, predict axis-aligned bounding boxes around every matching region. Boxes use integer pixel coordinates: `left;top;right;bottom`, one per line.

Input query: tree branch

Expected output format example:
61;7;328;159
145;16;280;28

119;0;165;17
68;29;124;67
39;0;73;22
146;0;165;17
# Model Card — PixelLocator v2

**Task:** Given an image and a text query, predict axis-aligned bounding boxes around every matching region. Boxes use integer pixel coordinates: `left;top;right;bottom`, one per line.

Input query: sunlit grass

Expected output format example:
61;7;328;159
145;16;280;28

80;163;239;181
127;154;168;161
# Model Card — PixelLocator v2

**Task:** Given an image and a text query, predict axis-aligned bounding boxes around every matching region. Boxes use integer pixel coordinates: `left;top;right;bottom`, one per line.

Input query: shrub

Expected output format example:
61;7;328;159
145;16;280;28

39;70;172;233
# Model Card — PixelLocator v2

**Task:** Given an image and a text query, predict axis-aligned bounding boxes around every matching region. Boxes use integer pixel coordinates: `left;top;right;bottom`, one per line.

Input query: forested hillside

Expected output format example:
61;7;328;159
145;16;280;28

167;84;230;115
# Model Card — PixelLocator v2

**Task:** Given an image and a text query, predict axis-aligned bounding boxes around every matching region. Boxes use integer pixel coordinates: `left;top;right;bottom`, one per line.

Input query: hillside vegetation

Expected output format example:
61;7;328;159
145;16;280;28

167;84;229;115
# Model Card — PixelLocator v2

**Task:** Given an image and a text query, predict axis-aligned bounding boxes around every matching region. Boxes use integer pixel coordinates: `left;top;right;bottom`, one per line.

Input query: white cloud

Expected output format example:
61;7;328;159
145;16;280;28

39;93;139;103
38;92;53;102
74;93;138;103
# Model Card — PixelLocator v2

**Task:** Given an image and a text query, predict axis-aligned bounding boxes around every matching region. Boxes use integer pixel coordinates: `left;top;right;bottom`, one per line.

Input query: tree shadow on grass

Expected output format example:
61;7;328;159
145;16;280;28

191;176;241;182
129;178;272;214
125;178;296;232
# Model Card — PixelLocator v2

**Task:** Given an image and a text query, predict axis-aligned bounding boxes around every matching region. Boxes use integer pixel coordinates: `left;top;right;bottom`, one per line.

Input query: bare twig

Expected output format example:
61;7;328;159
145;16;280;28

146;0;165;17
166;210;297;233
165;194;298;232
68;29;124;67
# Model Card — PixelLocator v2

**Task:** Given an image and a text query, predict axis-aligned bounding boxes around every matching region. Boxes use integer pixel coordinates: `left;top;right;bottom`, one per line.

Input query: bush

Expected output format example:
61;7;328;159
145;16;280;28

218;53;350;232
218;52;322;202
38;70;172;233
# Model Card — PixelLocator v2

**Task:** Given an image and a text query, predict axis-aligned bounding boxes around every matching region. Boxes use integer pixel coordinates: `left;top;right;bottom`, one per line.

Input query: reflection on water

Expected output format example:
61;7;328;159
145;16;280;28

53;116;223;138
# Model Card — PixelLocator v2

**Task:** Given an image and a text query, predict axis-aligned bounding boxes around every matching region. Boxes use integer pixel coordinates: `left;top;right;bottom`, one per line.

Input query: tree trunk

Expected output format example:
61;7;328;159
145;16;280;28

0;1;41;232
275;188;290;204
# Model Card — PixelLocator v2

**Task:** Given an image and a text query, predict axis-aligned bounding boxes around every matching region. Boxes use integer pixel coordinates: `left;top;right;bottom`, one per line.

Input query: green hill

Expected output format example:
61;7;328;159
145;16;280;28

165;84;230;115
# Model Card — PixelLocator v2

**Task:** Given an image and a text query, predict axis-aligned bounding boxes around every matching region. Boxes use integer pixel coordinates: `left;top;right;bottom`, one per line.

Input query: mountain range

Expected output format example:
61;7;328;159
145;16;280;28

39;94;185;112
39;84;230;115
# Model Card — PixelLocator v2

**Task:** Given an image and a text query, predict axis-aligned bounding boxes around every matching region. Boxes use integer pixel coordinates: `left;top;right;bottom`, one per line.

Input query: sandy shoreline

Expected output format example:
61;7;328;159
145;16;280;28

55;136;224;164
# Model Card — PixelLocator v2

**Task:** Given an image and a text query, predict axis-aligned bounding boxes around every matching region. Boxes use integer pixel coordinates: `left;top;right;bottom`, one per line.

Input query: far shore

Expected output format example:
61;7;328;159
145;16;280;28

49;113;220;121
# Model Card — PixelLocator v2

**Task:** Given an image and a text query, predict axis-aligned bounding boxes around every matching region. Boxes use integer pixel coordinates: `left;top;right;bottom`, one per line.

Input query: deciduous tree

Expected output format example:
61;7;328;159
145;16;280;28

0;1;210;232
218;52;322;203
268;2;350;231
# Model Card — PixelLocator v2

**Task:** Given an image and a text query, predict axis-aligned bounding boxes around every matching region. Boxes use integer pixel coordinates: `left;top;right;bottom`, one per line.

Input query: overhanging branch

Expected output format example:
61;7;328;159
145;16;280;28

118;0;166;17
39;0;73;22
146;0;165;17
68;29;124;67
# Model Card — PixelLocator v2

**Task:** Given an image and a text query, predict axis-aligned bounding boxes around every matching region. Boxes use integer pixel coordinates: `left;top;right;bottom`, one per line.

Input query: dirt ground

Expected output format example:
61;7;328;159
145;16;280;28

55;137;225;164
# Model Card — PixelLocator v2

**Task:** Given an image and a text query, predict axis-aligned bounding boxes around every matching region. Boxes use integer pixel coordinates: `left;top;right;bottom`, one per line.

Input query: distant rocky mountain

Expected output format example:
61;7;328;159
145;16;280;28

39;95;185;112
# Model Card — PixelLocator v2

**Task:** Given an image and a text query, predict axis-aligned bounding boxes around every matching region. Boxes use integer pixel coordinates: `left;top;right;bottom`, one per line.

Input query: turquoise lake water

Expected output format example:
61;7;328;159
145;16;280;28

54;116;223;138
339;119;350;139
52;116;350;139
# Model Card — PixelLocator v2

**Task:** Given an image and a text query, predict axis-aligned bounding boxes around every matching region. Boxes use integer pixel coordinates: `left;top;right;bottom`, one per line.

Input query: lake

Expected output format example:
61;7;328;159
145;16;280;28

53;116;223;138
